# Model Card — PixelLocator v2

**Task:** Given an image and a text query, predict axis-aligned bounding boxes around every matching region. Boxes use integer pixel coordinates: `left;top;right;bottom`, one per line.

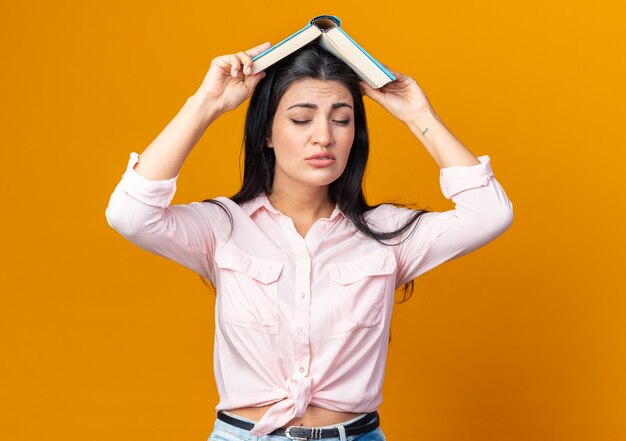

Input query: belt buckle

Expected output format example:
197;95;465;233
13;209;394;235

285;426;309;440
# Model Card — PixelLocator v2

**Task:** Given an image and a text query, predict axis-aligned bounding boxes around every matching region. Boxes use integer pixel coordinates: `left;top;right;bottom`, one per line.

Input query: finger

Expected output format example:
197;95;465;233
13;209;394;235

244;41;272;58
212;55;232;73
359;81;385;104
228;54;242;77
244;70;267;90
359;80;371;93
392;70;412;83
359;80;378;96
380;63;406;80
236;51;254;76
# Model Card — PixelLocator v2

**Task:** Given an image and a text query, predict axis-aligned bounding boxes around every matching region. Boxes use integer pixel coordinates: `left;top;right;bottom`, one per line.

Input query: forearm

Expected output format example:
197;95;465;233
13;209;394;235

132;93;224;180
405;107;480;169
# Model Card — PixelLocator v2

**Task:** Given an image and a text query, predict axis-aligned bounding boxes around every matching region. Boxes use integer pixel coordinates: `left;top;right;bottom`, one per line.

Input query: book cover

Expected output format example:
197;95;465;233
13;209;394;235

251;15;395;88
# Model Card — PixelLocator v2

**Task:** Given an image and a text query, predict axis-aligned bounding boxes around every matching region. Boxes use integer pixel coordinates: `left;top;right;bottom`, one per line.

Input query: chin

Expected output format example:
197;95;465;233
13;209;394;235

306;172;343;187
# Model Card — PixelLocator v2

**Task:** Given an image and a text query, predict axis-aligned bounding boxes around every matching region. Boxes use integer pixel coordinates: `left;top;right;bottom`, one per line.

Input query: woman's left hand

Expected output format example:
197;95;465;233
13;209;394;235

359;68;433;125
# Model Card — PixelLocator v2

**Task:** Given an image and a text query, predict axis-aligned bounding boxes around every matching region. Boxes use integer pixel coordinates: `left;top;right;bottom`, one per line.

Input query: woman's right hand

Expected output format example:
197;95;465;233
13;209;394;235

195;41;272;114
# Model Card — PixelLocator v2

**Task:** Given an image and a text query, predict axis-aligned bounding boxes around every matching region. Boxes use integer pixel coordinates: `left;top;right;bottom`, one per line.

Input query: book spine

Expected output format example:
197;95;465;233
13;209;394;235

310;14;341;27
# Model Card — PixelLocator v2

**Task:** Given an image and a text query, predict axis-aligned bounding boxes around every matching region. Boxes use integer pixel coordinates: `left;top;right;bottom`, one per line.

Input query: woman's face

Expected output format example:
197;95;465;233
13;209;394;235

267;78;355;193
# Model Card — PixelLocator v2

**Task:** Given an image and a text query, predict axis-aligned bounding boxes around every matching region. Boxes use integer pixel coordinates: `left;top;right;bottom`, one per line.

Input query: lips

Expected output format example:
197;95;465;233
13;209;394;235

306;152;336;160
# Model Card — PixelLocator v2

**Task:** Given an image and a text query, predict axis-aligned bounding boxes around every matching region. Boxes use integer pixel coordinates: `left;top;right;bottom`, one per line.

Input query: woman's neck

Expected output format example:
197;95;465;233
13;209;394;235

267;186;335;222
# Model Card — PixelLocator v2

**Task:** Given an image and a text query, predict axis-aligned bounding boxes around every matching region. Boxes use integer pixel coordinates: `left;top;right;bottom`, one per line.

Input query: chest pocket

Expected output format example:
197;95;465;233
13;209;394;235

327;248;397;339
214;244;284;334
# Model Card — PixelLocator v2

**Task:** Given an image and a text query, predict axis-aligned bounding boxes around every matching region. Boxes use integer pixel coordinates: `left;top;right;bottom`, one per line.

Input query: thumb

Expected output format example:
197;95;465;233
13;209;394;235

359;81;384;103
243;70;267;91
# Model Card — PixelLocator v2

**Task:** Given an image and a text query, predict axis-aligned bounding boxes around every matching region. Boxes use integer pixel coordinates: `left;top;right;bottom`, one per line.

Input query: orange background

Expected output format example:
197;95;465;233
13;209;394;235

2;1;625;440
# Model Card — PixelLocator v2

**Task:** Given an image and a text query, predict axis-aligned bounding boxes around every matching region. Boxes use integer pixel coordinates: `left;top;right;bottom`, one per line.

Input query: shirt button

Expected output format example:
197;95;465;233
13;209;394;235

300;292;306;299
297;329;307;339
299;366;305;373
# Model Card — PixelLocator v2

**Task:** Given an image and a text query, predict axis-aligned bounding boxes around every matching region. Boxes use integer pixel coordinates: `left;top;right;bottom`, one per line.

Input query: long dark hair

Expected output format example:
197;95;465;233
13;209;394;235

200;40;430;309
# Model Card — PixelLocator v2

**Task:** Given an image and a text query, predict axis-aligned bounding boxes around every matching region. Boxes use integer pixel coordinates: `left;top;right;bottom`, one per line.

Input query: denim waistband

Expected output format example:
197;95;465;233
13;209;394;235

209;410;386;441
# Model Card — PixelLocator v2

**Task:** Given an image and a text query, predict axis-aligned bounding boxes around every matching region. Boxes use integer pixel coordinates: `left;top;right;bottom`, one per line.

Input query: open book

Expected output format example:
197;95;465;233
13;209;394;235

251;15;395;89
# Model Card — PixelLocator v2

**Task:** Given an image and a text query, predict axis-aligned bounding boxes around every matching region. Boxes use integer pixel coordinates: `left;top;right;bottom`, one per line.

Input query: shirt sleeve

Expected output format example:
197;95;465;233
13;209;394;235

390;155;514;288
105;152;219;282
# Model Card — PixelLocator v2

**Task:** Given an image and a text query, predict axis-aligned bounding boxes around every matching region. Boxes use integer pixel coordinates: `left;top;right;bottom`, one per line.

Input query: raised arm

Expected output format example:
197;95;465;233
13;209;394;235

105;42;271;279
360;68;513;286
359;68;480;168
132;41;272;180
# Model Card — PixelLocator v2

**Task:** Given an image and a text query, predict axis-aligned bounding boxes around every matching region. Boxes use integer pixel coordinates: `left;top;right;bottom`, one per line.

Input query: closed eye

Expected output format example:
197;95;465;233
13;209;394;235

289;119;351;125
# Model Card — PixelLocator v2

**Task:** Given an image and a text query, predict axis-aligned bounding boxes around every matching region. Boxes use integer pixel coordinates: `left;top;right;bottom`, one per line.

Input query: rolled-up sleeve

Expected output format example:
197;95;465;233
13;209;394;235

105;152;218;281
392;155;514;288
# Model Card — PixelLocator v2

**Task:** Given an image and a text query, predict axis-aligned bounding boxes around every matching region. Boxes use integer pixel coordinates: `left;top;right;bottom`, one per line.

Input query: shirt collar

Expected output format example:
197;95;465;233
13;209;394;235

242;193;347;221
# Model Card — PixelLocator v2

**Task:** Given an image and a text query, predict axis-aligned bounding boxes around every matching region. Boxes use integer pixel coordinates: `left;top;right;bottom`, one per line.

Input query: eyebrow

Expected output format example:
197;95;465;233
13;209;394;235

286;102;353;110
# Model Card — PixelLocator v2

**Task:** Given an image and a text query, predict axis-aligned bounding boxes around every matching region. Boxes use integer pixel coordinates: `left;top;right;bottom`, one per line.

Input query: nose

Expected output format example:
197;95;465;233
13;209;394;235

311;119;334;147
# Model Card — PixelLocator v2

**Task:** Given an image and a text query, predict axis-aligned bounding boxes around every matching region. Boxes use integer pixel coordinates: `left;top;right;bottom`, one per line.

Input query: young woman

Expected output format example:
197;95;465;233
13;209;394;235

106;40;513;441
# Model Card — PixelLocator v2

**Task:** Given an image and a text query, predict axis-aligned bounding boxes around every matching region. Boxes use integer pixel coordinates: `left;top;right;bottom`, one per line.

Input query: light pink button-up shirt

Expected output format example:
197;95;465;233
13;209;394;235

105;152;513;436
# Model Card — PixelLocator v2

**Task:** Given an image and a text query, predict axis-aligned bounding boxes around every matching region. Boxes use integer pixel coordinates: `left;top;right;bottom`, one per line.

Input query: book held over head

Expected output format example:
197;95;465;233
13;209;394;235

251;15;396;89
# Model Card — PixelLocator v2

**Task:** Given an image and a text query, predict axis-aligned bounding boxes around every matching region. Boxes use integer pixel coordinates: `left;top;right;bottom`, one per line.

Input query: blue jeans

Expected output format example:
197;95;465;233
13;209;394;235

208;411;386;441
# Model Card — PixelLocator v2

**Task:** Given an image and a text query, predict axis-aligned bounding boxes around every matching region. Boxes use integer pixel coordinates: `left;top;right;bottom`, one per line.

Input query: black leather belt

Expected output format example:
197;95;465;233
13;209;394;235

216;410;380;439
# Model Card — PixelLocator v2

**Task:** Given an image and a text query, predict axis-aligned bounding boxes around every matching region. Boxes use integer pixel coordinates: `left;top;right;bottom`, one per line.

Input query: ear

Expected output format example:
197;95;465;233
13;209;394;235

266;137;273;148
